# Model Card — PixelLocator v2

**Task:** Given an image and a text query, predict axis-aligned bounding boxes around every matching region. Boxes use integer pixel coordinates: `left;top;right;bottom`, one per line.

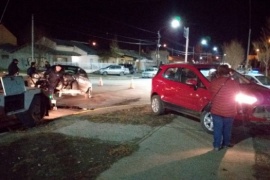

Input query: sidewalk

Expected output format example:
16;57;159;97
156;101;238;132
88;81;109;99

97;117;256;180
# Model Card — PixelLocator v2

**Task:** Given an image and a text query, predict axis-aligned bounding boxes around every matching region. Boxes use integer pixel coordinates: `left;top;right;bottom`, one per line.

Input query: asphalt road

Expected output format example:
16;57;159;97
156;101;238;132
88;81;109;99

45;75;152;119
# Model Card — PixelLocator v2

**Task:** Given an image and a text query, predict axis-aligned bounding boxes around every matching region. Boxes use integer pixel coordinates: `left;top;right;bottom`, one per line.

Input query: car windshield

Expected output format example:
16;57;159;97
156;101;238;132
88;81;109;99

255;75;270;85
199;67;250;84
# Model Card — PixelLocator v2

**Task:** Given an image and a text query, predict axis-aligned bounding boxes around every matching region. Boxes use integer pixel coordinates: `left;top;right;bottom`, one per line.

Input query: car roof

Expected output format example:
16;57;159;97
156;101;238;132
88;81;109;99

51;64;79;68
159;63;219;69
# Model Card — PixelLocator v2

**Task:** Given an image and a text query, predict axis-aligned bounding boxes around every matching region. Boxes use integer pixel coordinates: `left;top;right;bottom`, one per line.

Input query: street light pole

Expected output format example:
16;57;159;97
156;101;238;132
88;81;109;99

184;27;189;63
157;30;161;66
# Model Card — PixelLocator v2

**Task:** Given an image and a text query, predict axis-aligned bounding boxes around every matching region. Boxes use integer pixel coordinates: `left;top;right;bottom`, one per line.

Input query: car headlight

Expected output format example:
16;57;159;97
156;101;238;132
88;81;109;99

235;93;257;105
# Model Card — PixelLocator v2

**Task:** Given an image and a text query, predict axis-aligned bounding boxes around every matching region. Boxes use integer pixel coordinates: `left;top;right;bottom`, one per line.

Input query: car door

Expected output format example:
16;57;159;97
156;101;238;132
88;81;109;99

166;67;208;111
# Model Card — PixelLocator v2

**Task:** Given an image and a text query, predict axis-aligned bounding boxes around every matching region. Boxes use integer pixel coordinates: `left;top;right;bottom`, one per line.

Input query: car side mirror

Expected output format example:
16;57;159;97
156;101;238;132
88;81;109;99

186;79;197;86
186;79;198;90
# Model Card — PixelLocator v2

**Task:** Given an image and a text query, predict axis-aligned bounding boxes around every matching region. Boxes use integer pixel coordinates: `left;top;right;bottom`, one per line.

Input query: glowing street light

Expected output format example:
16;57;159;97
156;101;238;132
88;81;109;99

171;17;189;63
157;16;183;65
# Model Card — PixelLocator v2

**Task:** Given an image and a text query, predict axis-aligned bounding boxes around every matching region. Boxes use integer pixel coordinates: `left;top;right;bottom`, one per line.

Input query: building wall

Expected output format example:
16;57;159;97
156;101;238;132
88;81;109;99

0;24;17;46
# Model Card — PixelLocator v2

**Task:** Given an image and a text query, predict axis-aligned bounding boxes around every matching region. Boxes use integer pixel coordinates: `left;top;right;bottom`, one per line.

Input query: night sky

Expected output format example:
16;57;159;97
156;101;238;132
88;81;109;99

1;0;269;52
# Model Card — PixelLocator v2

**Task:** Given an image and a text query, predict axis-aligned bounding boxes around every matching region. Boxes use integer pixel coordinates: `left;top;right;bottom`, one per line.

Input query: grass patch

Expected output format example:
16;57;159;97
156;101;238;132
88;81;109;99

79;105;176;126
0;105;175;179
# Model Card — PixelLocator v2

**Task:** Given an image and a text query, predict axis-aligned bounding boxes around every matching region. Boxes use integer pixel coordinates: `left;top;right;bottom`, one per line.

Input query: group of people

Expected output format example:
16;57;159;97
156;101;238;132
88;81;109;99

7;59;238;150
7;59;63;99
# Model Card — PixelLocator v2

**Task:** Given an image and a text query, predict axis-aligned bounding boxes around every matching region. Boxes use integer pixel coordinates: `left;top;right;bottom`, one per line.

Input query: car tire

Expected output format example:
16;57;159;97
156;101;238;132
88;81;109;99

200;111;214;134
16;94;48;128
103;72;108;76
151;95;165;115
119;72;124;76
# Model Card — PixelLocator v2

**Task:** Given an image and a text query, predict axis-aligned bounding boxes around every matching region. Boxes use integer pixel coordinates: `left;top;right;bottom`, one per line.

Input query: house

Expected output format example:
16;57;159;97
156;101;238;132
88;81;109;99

0;24;18;70
0;24;17;46
0;24;155;73
0;36;99;72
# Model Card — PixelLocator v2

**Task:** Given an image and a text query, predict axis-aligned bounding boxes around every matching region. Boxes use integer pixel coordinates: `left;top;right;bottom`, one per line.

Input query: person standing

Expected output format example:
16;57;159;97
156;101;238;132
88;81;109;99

45;61;51;71
27;62;37;77
44;65;63;99
210;65;240;151
7;59;19;76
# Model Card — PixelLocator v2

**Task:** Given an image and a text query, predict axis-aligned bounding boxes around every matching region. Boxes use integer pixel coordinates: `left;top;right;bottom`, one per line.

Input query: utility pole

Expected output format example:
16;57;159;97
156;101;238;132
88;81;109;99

157;31;161;66
184;27;189;63
31;14;34;62
245;0;252;69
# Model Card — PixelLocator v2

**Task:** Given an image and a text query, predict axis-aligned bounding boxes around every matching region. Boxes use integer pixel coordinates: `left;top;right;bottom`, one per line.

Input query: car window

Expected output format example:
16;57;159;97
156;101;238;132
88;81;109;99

64;66;78;75
256;75;270;85
164;67;178;80
179;68;206;88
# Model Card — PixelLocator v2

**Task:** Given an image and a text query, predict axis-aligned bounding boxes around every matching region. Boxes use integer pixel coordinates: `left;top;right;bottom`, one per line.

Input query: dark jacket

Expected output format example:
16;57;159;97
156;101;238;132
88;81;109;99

27;67;37;77
44;67;64;87
8;60;19;76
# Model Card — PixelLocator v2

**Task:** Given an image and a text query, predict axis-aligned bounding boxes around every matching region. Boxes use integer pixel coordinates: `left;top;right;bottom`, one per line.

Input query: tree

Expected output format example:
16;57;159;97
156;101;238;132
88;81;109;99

110;36;123;63
252;18;270;76
222;40;245;69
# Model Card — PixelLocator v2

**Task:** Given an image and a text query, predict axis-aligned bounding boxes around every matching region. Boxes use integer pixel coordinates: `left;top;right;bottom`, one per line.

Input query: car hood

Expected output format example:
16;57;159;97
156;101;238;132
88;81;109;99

240;83;270;104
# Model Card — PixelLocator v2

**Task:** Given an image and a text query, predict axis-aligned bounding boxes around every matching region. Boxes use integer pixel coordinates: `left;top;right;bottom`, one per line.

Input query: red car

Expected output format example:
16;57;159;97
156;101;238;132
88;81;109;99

151;63;270;133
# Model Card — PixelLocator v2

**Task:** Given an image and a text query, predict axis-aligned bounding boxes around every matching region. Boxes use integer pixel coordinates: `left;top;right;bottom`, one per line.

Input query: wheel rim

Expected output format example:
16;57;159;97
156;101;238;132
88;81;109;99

203;112;213;132
151;98;159;113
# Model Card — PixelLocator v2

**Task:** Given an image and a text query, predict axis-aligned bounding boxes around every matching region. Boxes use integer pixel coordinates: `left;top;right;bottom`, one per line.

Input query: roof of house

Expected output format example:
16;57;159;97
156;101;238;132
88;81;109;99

36;44;81;56
52;39;97;55
0;43;18;53
120;49;152;60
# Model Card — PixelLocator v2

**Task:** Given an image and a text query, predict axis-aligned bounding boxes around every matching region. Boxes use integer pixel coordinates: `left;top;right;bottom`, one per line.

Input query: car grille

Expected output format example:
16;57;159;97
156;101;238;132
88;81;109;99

252;105;270;120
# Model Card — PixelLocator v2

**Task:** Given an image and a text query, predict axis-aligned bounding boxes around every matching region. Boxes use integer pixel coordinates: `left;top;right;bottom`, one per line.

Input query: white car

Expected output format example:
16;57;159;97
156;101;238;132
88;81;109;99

100;65;129;76
243;71;270;88
142;67;158;78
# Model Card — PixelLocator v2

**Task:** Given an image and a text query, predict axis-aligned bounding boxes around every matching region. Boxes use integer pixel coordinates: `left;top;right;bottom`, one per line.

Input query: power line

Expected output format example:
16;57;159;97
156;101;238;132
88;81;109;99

0;0;10;24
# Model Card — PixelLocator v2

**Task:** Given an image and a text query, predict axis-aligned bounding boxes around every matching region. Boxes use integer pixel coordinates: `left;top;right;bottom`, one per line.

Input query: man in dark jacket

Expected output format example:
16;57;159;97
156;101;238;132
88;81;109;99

44;65;63;99
8;59;19;76
27;62;37;77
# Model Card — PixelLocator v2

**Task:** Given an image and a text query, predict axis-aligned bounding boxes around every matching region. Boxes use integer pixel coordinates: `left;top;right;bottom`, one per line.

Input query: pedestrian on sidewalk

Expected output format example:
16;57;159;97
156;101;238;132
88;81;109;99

210;65;240;151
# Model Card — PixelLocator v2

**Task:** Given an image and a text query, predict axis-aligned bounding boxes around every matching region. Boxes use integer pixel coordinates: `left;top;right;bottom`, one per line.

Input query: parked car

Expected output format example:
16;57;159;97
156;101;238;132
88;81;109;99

27;65;92;98
142;67;158;78
151;63;270;134
119;64;135;74
242;70;270;88
100;65;129;76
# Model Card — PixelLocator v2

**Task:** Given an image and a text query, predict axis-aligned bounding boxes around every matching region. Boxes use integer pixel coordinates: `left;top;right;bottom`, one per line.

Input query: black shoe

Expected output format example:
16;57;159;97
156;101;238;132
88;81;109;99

223;144;234;148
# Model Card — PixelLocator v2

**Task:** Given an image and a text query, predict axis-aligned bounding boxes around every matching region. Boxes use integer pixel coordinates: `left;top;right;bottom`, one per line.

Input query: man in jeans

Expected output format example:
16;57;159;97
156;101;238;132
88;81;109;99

210;65;240;151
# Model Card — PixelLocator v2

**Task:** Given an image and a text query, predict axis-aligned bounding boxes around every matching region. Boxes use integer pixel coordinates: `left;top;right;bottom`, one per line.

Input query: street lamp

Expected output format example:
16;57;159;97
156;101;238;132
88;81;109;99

156;18;180;66
201;39;208;62
171;18;189;63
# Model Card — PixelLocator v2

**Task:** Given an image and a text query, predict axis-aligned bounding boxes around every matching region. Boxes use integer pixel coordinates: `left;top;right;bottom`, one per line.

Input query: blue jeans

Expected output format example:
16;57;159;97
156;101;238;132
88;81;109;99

212;114;234;148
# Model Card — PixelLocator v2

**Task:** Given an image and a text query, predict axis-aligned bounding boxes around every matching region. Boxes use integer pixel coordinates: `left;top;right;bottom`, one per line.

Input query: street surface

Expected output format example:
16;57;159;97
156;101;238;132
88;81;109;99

45;75;151;119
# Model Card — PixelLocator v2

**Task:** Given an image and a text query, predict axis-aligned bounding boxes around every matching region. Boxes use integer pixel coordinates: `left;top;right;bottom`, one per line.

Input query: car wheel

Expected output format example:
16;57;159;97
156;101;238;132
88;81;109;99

103;72;108;76
200;111;214;134
119;72;124;76
151;95;165;115
16;94;48;127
